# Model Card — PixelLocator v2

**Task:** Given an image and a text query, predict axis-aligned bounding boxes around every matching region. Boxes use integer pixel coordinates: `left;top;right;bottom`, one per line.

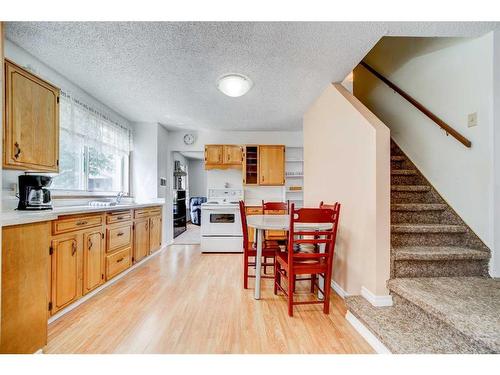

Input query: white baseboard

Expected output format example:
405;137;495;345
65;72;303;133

331;280;349;299
361;286;393;307
345;311;391;354
48;244;168;324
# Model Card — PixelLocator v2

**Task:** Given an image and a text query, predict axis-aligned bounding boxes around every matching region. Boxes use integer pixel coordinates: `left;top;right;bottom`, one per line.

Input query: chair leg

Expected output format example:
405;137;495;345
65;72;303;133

323;272;332;314
243;254;249;289
274;260;279;295
288;271;294;317
310;274;316;293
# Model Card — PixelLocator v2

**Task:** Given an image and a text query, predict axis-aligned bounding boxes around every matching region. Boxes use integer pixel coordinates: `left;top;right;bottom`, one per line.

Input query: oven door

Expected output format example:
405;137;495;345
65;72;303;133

201;207;242;236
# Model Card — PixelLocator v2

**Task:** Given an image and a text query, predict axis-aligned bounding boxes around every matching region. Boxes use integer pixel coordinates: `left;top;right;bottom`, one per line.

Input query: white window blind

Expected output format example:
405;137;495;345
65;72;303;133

52;92;132;194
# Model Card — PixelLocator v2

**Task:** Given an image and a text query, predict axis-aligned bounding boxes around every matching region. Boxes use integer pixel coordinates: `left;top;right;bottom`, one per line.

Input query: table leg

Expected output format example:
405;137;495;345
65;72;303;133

254;228;263;300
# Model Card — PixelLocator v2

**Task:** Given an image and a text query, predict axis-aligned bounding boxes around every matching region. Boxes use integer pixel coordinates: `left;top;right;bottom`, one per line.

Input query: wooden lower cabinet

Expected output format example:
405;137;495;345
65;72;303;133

83;229;105;295
50;234;81;314
134;218;150;262
149;215;162;253
106;247;132;280
1;221;51;354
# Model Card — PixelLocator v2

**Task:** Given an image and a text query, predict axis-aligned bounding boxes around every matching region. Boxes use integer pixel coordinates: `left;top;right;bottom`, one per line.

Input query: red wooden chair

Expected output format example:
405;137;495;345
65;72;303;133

240;201;281;289
274;203;341;316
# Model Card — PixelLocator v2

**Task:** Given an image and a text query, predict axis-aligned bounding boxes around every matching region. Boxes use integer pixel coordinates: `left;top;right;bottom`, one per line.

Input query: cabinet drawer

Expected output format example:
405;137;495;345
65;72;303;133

107;224;132;253
149;208;162;217
246;207;263;215
134;207;162;219
106;247;131;280
106;210;132;224
52;214;103;235
134;208;151;219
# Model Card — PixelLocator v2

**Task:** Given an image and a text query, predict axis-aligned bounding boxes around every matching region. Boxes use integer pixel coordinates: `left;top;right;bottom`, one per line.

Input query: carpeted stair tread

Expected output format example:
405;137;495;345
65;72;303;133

345;295;485;353
391;185;430;192
391;224;467;234
391;203;447;212
391;169;417;175
392;246;490;261
391;155;406;161
388;277;500;353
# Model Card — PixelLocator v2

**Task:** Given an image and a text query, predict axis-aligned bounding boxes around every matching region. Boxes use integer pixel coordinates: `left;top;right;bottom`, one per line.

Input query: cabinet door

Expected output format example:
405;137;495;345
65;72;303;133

83;229;105;295
223;145;242;165
1;221;50;354
259;145;285;185
149;216;162;253
4;60;60;172
204;145;223;165
134;219;150;263
51;235;80;313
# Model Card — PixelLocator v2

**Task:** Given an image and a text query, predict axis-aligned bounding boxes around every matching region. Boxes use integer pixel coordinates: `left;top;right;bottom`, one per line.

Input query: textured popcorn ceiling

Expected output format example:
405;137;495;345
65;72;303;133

5;22;498;131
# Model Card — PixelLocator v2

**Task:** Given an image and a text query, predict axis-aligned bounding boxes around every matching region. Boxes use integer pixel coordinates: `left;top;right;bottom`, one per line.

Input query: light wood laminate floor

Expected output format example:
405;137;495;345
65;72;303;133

45;245;373;354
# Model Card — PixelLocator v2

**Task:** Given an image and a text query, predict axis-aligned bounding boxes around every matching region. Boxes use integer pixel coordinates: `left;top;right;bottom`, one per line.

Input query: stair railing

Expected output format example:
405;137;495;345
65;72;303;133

359;61;472;148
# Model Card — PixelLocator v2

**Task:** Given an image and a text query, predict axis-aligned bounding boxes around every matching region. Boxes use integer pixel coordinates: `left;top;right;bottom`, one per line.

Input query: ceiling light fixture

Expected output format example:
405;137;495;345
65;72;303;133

217;73;253;97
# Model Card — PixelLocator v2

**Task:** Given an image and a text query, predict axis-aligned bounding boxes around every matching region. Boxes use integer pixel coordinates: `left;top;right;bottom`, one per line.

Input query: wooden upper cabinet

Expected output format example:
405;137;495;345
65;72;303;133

83;229;105;295
3;59;60;172
205;144;242;169
259;145;285;186
223;145;243;165
51;235;81;313
204;145;223;165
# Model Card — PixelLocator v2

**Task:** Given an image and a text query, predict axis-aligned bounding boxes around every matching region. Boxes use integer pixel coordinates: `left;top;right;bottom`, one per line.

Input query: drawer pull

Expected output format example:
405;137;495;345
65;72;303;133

117;216;125;220
116;232;125;237
116;257;124;263
76;220;88;226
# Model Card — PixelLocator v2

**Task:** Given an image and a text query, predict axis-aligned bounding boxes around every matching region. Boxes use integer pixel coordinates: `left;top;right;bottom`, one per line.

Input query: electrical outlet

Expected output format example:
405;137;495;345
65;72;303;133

468;112;478;128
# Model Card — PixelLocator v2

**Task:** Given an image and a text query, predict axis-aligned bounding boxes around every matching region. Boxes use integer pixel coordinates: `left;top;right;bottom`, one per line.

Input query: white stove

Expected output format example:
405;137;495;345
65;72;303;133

201;189;243;253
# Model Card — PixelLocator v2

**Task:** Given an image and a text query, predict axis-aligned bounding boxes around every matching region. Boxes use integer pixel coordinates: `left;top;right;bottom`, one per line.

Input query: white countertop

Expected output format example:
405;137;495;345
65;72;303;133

1;201;165;227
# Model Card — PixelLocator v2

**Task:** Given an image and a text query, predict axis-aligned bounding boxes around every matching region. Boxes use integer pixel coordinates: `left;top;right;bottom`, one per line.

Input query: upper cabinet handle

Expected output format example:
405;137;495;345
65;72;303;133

14;142;21;159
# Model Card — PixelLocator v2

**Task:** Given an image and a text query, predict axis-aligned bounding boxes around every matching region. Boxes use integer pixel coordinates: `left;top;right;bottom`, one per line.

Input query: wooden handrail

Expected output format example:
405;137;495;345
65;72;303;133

359;61;471;148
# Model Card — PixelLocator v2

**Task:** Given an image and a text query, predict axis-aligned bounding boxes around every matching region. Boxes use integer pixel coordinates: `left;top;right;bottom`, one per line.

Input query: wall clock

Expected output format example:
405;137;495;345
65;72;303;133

183;133;195;145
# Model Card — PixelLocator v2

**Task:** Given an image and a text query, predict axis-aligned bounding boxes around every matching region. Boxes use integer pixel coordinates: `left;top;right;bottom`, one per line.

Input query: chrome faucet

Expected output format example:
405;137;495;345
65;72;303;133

115;191;125;204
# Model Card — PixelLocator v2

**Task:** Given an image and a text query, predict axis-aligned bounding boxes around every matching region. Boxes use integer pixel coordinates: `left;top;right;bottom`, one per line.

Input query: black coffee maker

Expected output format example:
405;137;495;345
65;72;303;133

18;174;53;210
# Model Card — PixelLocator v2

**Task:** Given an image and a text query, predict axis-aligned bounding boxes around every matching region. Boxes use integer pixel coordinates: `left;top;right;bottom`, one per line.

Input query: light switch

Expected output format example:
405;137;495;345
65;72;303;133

468;112;478;128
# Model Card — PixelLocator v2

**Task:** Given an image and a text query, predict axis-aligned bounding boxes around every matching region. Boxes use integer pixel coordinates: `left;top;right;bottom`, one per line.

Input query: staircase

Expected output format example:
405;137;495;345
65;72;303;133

390;140;490;278
345;140;500;354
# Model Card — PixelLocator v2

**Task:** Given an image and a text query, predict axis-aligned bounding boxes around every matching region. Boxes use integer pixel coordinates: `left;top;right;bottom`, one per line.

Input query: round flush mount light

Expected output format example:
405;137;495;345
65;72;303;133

217;73;253;97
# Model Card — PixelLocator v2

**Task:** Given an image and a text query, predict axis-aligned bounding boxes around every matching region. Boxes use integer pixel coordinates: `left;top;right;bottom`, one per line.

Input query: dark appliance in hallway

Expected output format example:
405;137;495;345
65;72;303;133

173;189;187;238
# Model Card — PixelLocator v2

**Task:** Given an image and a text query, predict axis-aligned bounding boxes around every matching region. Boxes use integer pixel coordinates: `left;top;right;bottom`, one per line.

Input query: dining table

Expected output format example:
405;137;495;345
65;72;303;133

246;214;333;300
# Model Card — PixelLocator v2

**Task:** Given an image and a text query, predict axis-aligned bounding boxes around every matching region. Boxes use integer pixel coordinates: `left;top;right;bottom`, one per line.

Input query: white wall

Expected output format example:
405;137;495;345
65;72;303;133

355;34;495;253
132;123;159;201
304;84;391;297
187;159;207;197
167;130;303;152
492;29;500;277
2;39;132;192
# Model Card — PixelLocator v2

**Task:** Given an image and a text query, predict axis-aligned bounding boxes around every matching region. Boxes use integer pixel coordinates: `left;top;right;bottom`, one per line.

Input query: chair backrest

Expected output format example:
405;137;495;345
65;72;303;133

287;203;341;267
262;200;289;213
319;201;341;245
239;200;249;252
